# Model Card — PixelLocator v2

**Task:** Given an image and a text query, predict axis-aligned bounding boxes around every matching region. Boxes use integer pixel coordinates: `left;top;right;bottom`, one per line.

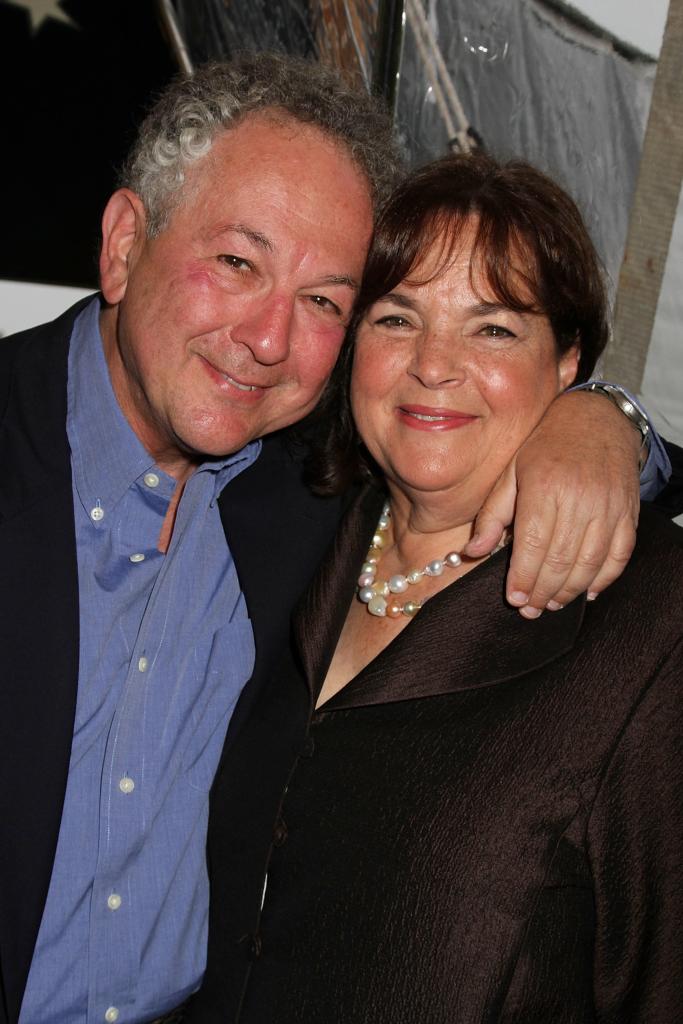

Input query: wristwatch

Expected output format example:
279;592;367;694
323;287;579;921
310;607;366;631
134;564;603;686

584;382;651;469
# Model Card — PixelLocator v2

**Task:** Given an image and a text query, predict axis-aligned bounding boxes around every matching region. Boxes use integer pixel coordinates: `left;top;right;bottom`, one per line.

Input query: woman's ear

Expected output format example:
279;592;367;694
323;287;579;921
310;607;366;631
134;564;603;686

99;189;147;304
558;342;581;391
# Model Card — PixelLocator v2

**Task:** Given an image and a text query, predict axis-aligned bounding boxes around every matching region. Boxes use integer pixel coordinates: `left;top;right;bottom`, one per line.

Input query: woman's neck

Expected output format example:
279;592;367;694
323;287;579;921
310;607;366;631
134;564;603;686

384;483;477;566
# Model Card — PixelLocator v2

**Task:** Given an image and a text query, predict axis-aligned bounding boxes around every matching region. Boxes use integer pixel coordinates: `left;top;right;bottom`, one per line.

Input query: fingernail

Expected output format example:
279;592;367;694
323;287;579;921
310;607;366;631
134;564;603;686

587;591;599;601
520;606;542;619
508;591;529;606
546;600;563;611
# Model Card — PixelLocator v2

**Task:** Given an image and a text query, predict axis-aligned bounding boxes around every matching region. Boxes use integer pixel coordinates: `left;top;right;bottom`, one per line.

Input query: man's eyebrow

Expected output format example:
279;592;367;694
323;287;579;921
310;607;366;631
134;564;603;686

318;274;359;290
209;223;274;251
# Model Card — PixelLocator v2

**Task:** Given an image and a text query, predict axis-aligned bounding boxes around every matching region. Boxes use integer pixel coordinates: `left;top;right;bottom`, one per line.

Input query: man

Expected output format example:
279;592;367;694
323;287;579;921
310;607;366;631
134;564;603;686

0;55;675;1024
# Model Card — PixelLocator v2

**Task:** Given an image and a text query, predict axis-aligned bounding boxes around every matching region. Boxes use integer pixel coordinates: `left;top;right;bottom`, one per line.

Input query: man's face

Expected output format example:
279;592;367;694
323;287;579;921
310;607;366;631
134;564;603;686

99;113;374;472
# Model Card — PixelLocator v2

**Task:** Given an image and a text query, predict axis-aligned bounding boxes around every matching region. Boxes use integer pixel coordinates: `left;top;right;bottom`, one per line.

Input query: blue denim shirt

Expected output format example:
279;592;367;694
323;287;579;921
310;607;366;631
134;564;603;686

20;298;260;1024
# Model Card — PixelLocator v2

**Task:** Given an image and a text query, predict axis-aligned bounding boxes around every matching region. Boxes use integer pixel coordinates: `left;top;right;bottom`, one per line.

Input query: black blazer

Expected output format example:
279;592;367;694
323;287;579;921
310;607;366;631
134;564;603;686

0;301;347;1024
190;487;683;1023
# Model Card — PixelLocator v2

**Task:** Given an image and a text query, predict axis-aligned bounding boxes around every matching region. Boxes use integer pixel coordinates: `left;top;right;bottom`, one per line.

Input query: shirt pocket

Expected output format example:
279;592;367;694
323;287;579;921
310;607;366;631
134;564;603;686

181;617;255;792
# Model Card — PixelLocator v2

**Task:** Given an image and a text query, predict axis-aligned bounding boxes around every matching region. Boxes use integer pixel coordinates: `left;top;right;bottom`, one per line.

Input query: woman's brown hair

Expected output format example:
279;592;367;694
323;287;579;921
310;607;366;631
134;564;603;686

305;152;610;495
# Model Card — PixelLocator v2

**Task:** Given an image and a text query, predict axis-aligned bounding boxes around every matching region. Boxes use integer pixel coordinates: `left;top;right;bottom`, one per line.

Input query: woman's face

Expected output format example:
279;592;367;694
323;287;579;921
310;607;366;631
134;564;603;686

351;220;579;516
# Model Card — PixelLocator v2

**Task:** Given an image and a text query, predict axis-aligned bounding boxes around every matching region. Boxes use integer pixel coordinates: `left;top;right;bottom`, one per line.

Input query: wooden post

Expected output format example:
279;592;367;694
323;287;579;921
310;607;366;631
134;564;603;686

602;0;683;390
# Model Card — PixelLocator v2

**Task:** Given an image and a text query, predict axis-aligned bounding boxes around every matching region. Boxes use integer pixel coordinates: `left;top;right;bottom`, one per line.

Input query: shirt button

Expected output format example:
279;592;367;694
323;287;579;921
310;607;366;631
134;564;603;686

107;893;122;911
90;505;105;522
119;776;135;794
138;657;148;673
129;553;145;563
104;1008;119;1023
144;472;160;488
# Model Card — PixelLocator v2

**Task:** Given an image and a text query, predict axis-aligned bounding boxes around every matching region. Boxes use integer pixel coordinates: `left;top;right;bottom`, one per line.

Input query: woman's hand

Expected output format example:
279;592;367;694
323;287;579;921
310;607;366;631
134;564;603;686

464;390;642;617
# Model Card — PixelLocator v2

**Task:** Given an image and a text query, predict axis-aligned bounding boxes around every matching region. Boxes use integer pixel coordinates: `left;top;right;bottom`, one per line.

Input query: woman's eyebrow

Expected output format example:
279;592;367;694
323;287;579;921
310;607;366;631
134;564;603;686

469;301;510;315
376;292;418;310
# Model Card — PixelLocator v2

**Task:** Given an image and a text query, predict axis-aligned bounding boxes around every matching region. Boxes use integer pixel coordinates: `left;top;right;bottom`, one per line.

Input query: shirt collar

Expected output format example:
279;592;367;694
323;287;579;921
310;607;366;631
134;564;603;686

66;296;260;517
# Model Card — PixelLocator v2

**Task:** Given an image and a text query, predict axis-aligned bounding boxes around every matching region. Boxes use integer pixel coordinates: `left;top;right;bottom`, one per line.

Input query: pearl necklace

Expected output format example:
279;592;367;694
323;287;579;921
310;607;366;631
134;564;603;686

357;503;465;618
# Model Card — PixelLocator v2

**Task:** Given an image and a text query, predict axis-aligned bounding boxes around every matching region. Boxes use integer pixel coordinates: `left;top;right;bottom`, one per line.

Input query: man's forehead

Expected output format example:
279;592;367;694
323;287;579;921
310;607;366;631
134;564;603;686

202;109;373;199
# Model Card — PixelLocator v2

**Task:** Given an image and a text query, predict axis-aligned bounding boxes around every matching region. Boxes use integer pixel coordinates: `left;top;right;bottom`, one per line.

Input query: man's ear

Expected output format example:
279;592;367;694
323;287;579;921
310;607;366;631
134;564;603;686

99;189;147;304
558;342;581;391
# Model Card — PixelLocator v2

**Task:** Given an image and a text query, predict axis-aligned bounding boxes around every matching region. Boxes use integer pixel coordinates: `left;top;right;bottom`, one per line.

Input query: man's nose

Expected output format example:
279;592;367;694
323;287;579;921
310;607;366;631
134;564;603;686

409;330;466;388
230;295;294;365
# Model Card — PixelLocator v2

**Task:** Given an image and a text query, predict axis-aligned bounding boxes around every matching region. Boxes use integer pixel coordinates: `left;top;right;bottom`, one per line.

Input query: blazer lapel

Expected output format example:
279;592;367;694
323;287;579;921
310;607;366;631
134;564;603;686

292;483;386;700
0;302;85;1023
291;485;585;711
218;432;352;743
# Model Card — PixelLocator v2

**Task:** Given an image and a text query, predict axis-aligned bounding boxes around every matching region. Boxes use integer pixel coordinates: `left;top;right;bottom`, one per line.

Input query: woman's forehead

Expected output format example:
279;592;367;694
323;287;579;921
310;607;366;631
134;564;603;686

400;221;540;309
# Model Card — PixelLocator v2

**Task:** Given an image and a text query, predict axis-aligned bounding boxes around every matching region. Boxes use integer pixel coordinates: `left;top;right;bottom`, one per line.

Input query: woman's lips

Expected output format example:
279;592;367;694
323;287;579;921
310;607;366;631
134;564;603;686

397;405;477;430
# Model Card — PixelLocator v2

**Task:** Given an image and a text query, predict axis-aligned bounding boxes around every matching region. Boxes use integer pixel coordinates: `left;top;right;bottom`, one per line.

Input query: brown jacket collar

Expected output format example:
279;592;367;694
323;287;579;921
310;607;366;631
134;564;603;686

293;484;586;709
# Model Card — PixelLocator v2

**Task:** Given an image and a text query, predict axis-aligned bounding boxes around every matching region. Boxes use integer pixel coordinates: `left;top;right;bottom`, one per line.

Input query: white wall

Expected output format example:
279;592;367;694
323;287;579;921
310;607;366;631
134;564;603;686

0;280;92;338
570;0;669;57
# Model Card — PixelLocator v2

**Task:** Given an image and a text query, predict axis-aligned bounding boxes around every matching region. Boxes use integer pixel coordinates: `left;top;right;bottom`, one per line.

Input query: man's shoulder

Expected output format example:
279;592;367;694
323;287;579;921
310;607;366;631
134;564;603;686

0;296;94;410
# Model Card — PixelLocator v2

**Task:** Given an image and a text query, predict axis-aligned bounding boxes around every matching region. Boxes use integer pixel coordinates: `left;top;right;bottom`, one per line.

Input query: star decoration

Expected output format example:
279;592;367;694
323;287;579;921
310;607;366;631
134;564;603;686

6;0;78;32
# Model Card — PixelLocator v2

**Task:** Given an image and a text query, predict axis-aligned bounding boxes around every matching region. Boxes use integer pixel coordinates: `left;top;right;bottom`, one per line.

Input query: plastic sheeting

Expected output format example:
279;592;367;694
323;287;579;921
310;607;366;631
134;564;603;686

395;0;656;292
170;0;378;88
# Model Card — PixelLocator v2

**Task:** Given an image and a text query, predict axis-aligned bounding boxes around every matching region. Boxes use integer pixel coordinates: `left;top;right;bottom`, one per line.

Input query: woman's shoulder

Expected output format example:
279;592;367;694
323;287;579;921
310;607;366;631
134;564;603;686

585;502;683;659
629;502;683;587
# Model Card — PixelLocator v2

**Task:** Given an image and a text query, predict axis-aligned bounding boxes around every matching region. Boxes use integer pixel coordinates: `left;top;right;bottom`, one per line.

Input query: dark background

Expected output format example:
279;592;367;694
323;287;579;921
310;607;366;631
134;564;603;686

0;0;176;287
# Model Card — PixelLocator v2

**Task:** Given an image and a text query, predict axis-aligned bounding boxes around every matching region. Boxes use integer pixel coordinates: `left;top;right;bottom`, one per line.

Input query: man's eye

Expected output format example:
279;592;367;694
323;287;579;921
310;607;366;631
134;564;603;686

308;295;342;316
217;254;251;271
479;323;515;338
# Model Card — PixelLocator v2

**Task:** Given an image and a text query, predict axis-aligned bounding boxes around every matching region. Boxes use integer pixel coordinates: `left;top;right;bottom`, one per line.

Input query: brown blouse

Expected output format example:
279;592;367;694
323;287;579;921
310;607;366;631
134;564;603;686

189;490;683;1023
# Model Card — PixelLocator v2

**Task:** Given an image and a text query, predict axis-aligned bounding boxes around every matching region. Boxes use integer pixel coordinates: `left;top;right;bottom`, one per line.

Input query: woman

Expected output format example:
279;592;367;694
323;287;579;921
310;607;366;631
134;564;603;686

188;154;683;1022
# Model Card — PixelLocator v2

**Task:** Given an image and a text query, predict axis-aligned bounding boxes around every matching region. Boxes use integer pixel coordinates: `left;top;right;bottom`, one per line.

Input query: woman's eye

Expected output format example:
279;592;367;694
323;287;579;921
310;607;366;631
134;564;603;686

217;254;251;271
479;323;515;338
375;314;411;328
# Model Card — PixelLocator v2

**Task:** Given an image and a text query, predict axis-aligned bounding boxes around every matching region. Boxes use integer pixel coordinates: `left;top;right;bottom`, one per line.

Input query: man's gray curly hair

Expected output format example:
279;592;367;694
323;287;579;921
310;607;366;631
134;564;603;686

120;53;403;237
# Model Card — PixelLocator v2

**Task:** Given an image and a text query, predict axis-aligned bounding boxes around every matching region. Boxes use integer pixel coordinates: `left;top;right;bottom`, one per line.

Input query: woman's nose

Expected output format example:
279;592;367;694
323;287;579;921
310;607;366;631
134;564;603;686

409;331;466;388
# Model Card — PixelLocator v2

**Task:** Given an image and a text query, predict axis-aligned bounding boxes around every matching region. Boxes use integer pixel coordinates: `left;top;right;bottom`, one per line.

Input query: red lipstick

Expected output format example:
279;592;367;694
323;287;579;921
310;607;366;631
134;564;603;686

397;405;477;431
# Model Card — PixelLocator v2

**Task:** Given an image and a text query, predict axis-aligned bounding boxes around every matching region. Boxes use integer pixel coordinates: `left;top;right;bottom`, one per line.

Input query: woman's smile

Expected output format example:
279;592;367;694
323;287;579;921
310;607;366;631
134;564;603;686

397;404;478;430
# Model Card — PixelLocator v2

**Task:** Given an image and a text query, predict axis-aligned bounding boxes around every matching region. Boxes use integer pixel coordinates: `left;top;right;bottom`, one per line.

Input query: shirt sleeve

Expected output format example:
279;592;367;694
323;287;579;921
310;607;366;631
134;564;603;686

570;381;672;500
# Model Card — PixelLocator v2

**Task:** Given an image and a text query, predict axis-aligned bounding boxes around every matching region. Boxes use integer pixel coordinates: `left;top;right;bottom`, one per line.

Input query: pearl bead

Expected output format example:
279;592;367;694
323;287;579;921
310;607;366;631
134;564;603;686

357;504;467;622
368;595;388;616
425;559;445;576
388;574;409;594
